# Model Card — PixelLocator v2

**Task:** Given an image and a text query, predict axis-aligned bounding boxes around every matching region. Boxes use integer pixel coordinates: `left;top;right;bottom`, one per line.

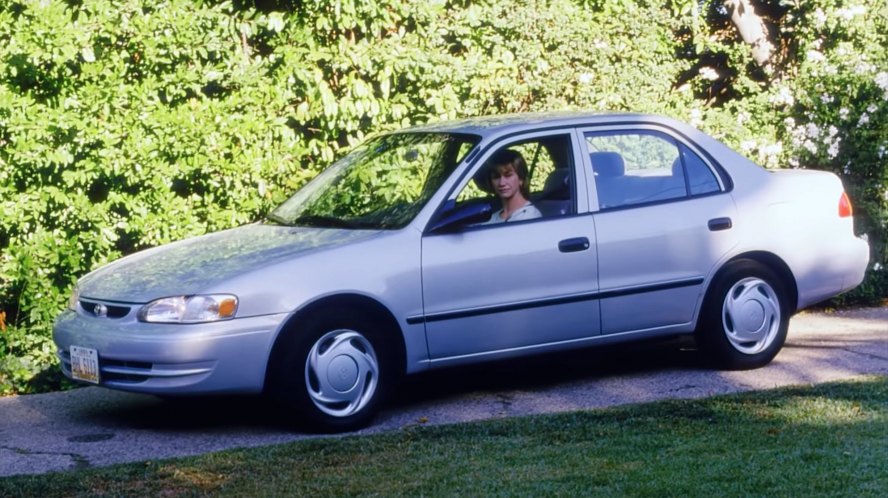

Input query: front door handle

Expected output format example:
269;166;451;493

708;217;733;231
558;237;590;253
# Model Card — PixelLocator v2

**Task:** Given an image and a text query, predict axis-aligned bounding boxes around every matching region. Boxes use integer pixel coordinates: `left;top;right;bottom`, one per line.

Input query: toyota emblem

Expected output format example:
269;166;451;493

94;303;108;318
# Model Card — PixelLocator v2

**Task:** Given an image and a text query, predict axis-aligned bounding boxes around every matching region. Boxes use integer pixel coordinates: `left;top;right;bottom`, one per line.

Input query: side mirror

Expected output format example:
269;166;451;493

429;200;493;233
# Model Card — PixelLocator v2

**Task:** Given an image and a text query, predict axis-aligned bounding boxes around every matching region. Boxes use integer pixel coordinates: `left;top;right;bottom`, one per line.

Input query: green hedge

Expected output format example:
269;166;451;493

1;0;885;393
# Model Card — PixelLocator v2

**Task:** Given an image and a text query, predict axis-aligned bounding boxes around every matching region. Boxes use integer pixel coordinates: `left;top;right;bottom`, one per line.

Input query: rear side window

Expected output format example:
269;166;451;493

679;143;721;196
585;130;721;209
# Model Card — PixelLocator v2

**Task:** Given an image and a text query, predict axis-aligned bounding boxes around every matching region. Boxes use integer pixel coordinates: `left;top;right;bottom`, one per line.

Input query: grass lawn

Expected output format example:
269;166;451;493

1;376;886;497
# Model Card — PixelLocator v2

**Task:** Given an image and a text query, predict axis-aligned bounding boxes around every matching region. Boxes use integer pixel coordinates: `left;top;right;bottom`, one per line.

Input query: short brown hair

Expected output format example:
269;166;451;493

488;149;531;198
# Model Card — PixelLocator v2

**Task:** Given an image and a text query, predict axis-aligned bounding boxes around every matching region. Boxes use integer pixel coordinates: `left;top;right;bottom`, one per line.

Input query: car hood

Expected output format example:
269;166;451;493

78;223;383;303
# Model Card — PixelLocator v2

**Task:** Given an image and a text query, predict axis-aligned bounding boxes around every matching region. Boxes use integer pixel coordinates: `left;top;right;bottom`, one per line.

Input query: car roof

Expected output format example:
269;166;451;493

401;111;687;138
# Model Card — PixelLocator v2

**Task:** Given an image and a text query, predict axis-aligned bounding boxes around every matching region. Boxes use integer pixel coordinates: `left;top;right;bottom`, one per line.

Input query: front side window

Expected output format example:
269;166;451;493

585;130;720;209
445;134;575;228
268;133;479;229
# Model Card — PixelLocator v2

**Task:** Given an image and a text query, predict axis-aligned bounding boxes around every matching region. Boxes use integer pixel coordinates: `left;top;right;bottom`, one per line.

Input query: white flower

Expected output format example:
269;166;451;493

762;143;782;156
807;50;825;63
839;108;850;120
770;86;795;106
81;47;96;63
874;262;883;271
813;8;827;27
690;109;703;126
804;140;818;153
828;125;839;138
805;123;821;139
867;104;878;113
577;73;593;85
876;72;888;99
758;143;783;166
699;67;720;81
855;61;876;74
820;94;834;104
837;6;866;20
740;140;757;152
858;113;870;126
828;140;840;159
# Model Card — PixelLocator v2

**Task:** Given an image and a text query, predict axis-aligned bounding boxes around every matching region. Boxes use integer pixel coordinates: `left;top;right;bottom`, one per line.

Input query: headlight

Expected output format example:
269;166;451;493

138;295;238;323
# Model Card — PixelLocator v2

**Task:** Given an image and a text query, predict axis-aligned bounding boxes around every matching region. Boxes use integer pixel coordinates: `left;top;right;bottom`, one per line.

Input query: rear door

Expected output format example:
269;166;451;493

581;125;740;334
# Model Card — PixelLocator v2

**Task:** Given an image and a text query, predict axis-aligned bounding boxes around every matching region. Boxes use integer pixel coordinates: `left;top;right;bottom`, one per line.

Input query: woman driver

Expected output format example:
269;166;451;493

484;149;542;224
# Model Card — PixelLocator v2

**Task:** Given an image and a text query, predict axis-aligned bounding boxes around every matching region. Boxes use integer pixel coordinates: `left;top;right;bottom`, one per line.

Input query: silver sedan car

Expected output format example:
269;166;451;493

54;113;869;431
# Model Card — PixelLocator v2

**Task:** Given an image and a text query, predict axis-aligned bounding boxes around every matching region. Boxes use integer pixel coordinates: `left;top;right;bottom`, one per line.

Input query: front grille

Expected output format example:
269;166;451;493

102;371;151;383
103;358;153;381
80;299;131;318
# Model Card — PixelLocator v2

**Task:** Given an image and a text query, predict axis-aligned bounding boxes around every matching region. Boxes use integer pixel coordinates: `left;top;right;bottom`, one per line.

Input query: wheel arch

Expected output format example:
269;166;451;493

263;293;408;393
708;251;799;312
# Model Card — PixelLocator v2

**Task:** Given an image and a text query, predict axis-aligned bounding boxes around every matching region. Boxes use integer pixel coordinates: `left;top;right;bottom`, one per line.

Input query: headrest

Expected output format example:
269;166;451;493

671;157;683;176
543;169;570;194
590;152;625;177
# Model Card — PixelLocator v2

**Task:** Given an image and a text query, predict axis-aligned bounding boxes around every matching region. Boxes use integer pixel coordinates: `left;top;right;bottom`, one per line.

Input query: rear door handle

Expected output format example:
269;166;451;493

558;237;590;253
708;217;733;231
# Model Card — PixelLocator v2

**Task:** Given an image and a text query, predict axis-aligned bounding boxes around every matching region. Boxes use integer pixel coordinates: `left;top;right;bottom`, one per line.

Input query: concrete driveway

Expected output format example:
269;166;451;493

1;307;885;477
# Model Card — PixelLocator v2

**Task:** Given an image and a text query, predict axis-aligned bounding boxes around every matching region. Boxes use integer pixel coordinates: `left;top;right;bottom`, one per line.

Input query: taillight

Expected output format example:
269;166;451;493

839;191;853;218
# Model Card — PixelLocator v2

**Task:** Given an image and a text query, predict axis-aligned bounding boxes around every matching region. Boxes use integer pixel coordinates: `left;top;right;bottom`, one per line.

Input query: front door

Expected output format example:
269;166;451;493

420;131;601;363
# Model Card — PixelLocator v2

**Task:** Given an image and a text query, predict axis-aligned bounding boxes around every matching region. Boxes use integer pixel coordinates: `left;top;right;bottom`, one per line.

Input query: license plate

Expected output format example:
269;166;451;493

70;346;100;384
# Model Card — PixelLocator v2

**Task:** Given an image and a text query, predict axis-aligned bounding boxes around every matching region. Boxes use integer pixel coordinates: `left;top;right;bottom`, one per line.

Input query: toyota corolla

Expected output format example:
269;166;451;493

54;113;870;431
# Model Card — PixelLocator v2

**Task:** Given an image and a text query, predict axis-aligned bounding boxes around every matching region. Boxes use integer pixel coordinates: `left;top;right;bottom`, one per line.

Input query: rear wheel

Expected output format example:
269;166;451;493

696;260;790;370
272;309;392;432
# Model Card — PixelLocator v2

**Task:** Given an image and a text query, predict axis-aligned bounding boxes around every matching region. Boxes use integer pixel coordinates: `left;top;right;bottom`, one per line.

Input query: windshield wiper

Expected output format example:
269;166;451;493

265;212;291;226
289;214;366;229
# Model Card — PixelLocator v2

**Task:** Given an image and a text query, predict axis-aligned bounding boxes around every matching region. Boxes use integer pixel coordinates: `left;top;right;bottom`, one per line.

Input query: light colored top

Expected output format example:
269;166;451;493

483;202;542;224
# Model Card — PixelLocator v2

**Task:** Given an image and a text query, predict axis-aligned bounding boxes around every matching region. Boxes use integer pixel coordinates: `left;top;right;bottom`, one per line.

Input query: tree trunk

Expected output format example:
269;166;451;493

723;0;775;69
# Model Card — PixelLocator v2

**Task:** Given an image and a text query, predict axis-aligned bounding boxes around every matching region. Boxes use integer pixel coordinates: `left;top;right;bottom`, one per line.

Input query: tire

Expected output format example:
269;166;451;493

696;259;790;370
272;308;393;432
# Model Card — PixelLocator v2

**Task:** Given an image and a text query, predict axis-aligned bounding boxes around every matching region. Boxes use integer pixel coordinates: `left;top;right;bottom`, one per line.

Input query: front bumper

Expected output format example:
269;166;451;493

53;308;290;395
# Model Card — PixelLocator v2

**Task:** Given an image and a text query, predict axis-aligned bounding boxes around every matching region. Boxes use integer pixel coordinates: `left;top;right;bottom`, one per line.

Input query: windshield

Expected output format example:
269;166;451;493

268;132;479;229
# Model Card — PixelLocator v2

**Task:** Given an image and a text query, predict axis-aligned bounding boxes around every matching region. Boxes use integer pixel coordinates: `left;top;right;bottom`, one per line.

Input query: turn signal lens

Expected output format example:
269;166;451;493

216;297;238;318
839;192;853;218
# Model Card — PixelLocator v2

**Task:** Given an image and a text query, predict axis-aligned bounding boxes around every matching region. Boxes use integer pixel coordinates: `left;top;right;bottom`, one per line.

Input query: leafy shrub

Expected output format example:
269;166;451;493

0;0;885;393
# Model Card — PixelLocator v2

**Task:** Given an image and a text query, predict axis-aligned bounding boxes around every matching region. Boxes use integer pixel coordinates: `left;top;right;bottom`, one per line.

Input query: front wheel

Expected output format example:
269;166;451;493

696;260;790;370
272;310;392;432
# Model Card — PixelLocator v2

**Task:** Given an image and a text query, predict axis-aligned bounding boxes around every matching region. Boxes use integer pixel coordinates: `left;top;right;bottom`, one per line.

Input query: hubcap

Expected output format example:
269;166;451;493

305;329;379;418
722;277;781;355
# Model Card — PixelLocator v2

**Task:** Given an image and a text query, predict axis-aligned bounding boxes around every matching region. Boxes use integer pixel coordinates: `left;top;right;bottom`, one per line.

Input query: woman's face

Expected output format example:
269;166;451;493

490;164;523;201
